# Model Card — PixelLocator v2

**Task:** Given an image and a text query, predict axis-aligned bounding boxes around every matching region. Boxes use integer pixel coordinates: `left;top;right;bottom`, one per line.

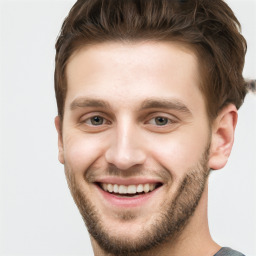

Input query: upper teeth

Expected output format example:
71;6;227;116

101;183;157;194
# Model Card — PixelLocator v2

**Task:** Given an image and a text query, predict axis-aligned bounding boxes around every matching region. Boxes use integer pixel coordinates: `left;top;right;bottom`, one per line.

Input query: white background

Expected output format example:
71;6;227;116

0;0;255;255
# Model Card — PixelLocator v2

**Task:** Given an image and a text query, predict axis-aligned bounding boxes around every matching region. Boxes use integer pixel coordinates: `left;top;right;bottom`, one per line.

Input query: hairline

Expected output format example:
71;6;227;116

61;38;211;121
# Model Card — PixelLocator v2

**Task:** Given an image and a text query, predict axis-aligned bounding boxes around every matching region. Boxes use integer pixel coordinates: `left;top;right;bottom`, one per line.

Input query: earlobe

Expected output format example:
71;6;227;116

55;116;65;164
208;104;238;170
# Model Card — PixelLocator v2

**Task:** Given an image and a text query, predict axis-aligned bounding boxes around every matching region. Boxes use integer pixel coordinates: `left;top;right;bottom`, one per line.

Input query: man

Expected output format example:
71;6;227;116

54;0;254;255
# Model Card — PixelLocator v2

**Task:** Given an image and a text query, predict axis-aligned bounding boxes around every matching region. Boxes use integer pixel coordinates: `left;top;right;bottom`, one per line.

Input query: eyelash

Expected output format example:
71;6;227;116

147;116;176;126
84;116;108;126
81;114;111;128
81;113;177;128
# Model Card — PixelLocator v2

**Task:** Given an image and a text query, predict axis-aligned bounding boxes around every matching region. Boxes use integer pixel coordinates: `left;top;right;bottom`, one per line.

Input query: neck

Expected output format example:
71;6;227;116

91;181;221;256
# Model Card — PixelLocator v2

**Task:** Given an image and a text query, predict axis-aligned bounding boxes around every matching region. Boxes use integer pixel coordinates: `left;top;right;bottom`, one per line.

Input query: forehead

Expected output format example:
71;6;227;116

65;41;205;114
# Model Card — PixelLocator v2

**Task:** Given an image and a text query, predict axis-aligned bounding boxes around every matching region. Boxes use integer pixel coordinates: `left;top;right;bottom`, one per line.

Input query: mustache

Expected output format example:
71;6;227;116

84;164;172;183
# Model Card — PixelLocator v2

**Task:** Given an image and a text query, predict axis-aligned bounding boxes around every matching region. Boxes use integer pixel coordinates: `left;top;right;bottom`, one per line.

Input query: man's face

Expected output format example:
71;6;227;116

57;41;212;254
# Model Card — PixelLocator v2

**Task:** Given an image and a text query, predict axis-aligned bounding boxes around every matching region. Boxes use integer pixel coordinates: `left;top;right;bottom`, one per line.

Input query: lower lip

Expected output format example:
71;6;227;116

96;185;161;208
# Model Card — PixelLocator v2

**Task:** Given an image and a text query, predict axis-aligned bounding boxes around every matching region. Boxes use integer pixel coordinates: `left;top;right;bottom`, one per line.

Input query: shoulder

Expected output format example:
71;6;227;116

214;247;245;256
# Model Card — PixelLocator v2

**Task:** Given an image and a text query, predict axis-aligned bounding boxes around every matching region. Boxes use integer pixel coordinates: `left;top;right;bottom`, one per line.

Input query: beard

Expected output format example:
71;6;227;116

64;145;210;256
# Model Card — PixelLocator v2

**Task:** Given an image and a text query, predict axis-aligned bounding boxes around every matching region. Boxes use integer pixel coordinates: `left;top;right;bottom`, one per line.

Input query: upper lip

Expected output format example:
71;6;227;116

94;177;163;185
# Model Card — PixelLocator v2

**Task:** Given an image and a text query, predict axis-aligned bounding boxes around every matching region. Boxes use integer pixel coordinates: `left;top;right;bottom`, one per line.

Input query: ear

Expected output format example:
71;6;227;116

55;116;64;164
208;104;238;170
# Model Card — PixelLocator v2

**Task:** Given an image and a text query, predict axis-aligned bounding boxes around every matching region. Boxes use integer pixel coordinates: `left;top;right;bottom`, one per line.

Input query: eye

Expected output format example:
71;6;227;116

148;116;171;126
84;116;106;126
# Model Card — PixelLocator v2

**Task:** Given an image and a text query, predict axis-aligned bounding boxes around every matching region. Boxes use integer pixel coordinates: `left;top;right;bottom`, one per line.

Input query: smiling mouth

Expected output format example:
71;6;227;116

96;182;163;197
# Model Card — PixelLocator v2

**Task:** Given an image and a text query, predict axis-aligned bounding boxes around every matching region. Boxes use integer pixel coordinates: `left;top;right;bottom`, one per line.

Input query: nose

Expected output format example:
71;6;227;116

105;122;146;170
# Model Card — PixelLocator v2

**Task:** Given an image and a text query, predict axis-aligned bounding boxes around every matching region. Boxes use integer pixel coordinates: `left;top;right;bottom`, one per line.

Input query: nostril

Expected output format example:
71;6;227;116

105;138;146;170
105;152;146;170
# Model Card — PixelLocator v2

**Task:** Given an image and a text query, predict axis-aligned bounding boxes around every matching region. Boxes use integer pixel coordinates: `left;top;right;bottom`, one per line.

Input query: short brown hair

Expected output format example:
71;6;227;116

55;0;251;121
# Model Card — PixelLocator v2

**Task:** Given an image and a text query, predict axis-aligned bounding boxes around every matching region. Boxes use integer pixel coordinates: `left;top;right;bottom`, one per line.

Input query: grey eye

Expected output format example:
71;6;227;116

154;117;169;126
89;116;105;125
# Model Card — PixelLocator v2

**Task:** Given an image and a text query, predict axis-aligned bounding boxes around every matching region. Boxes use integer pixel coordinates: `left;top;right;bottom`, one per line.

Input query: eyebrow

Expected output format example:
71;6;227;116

70;97;192;116
141;98;192;115
70;97;111;110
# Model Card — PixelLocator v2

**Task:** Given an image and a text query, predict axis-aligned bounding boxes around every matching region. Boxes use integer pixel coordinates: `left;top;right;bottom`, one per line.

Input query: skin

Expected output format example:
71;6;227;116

55;41;237;256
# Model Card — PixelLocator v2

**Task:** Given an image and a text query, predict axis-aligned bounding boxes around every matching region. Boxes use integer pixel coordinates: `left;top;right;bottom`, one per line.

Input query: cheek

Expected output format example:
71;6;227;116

149;130;209;178
63;133;106;174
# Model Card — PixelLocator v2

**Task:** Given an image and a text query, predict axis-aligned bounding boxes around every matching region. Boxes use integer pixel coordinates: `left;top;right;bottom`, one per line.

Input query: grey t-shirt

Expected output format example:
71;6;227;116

214;247;245;256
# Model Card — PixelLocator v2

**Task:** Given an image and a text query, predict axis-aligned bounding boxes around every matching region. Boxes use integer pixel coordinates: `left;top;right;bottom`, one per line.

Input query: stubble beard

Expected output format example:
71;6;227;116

64;146;210;256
